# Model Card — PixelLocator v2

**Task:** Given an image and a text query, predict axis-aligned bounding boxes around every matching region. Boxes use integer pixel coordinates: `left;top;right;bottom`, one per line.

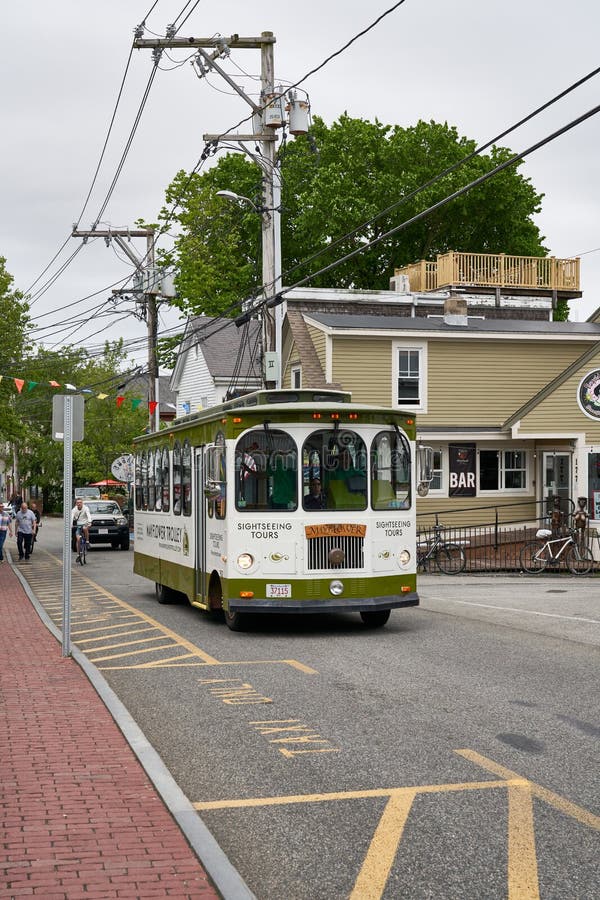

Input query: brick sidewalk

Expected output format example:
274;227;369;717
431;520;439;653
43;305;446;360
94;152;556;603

0;558;220;899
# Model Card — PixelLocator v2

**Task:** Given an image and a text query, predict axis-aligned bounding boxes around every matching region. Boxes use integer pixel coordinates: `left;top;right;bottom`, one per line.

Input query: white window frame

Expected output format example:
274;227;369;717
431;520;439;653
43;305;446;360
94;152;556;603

392;341;427;412
428;446;445;494
291;365;302;389
478;448;530;494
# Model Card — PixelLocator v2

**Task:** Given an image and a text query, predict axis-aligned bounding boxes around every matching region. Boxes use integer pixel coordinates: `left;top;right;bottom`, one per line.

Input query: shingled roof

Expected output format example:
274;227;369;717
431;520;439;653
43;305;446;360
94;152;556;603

181;315;262;378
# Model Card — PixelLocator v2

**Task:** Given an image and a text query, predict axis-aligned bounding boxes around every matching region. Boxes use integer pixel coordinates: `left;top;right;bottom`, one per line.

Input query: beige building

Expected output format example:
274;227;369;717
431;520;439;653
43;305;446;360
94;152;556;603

280;253;600;528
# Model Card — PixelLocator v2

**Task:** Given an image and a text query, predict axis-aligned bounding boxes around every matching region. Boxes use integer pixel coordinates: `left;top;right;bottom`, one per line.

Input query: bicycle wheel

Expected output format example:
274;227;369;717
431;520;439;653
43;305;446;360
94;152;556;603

520;541;548;574
435;543;466;574
80;538;87;565
566;544;593;575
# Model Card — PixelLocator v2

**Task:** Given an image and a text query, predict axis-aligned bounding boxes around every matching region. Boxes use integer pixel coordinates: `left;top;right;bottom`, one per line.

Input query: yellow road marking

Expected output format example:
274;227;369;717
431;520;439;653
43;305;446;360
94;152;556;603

507;784;539;900
72;620;146;635
350;791;416;900
88;643;178;662
456;749;600;831
23;550;320;674
75;626;157;644
83;635;168;653
194;779;523;810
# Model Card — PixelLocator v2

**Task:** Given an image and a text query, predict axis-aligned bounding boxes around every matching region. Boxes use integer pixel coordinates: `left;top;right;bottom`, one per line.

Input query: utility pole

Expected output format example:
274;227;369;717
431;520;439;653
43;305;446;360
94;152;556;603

133;31;293;389
72;227;161;428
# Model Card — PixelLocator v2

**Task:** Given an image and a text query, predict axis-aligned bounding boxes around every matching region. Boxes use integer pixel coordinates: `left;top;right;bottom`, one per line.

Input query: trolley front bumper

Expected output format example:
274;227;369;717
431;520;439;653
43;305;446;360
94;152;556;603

229;592;419;614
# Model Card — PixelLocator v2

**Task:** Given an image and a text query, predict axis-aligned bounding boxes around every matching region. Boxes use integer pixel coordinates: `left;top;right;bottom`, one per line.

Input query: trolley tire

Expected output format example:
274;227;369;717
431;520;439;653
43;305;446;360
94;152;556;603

566;545;593;575
435;544;466;574
223;608;247;631
155;583;177;604
360;609;391;628
520;541;548;574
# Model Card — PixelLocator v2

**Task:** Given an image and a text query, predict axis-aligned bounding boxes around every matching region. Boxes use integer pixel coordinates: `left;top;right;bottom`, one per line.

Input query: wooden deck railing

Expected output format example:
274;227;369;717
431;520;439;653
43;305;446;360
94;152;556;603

395;252;580;292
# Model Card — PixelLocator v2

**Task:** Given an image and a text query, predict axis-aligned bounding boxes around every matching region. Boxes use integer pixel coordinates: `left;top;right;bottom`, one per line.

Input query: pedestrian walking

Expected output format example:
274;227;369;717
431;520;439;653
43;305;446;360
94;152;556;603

29;501;41;554
0;502;14;562
15;502;37;561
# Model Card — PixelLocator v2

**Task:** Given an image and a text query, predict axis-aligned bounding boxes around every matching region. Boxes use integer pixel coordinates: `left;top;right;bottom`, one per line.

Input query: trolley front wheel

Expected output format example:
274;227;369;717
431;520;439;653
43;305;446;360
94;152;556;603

566;545;593;575
520;541;548;574
435;544;466;574
224;608;247;631
360;609;391;628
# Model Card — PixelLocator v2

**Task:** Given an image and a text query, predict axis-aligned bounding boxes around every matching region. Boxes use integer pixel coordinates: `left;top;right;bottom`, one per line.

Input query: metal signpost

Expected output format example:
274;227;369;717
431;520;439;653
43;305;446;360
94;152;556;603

52;395;84;657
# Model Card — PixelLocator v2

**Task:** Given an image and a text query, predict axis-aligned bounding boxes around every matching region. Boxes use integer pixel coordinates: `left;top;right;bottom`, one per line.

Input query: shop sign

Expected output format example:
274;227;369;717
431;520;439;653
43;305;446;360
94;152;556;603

449;443;476;496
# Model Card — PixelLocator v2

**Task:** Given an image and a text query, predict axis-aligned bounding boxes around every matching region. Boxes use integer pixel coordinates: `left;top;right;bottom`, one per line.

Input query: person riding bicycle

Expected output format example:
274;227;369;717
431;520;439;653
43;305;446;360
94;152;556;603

71;497;91;562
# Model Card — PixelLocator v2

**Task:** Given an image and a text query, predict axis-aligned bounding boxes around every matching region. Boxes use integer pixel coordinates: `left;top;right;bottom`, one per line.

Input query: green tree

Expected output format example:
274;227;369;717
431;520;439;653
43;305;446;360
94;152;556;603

0;257;31;447
15;342;147;511
160;115;548;319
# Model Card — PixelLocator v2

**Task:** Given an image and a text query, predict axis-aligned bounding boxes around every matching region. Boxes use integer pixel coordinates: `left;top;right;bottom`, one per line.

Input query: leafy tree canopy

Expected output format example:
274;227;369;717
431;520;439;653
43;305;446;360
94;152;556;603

159;115;547;321
9;341;147;510
0;256;31;443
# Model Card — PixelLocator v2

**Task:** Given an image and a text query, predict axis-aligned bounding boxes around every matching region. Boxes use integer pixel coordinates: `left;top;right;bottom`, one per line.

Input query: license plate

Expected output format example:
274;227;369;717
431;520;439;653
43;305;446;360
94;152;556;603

98;528;108;534
266;583;292;598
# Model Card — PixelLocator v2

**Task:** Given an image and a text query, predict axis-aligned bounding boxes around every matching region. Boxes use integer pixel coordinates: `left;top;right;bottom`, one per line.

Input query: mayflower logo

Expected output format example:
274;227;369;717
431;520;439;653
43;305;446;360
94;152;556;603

577;369;600;420
269;552;289;562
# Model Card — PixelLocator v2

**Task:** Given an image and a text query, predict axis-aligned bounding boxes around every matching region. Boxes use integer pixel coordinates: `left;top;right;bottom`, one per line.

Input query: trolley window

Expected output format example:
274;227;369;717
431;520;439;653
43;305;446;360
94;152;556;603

148;449;156;512
154;449;162;511
371;430;411;509
135;453;143;510
173;441;182;515
182;440;192;516
161;447;170;513
302;429;367;511
141;450;149;511
235;430;298;511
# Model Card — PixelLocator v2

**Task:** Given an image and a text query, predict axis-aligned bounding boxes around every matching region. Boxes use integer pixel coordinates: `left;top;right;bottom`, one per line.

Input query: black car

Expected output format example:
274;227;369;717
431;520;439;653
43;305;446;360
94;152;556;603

71;500;130;551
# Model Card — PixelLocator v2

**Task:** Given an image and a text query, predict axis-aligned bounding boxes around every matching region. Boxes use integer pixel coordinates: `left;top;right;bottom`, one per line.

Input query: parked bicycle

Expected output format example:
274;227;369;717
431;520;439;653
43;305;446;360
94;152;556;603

417;524;466;574
520;526;593;575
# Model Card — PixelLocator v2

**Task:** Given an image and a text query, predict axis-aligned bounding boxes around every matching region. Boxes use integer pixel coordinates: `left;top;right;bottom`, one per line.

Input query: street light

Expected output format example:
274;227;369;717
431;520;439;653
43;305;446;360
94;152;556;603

216;189;261;213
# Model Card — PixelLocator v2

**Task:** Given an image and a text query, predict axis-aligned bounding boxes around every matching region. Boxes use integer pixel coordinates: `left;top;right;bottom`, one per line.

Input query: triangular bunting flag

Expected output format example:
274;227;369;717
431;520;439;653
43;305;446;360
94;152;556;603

131;398;142;410
64;383;76;391
148;401;158;415
14;378;24;393
116;396;125;408
49;380;61;388
97;393;108;400
27;381;38;392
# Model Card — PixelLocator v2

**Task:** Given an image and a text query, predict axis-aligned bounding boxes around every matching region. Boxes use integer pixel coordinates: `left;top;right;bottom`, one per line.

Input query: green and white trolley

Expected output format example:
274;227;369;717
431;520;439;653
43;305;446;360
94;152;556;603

133;389;432;630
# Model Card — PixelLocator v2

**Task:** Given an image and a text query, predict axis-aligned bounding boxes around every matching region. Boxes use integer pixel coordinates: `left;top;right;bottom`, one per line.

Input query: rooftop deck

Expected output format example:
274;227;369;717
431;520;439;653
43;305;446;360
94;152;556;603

395;251;580;294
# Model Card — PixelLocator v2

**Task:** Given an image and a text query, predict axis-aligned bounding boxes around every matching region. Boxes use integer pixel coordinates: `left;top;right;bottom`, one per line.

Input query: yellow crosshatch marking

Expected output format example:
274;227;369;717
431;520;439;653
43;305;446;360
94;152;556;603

18;548;318;675
194;750;600;900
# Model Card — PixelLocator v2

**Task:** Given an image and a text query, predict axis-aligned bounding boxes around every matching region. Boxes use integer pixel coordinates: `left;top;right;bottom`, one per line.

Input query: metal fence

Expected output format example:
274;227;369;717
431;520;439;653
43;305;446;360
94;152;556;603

417;498;599;574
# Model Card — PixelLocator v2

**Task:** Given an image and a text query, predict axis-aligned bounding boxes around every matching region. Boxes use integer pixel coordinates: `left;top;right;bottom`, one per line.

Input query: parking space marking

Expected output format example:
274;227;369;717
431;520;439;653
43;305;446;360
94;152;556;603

456;748;600;831
195;750;600;899
19;549;318;675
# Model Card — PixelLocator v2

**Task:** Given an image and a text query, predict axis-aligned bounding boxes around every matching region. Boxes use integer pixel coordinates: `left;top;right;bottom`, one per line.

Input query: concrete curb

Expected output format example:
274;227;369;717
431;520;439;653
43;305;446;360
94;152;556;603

9;550;256;900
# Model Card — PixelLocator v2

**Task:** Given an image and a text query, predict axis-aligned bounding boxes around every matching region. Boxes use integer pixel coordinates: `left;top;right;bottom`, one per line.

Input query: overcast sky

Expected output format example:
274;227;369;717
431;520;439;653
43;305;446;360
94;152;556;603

3;0;599;376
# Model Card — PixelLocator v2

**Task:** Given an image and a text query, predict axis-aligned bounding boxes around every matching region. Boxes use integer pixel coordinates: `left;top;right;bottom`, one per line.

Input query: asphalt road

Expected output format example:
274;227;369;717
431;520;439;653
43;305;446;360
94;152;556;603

18;517;600;899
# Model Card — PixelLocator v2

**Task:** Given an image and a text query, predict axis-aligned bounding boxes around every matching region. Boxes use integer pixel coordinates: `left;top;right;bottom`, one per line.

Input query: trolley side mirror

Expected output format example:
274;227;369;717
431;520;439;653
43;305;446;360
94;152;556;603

417;445;434;497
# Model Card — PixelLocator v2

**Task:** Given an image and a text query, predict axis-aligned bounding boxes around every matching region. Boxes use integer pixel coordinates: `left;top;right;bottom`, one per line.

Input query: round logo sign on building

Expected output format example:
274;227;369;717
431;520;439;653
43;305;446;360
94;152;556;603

577;369;600;420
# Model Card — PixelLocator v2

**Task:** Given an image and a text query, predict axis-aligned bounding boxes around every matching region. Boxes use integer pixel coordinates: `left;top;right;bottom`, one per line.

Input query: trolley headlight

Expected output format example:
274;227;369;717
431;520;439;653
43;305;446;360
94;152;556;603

237;552;254;570
329;579;344;596
398;549;411;568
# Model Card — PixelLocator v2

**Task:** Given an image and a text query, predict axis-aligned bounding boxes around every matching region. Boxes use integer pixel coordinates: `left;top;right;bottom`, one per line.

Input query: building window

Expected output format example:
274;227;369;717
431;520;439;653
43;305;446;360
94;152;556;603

479;449;528;492
430;449;444;492
588;452;600;519
393;343;426;410
291;366;302;389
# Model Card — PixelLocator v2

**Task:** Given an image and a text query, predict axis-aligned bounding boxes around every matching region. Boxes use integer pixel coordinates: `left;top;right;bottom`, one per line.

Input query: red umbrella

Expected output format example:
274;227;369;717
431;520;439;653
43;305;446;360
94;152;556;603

88;479;126;487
